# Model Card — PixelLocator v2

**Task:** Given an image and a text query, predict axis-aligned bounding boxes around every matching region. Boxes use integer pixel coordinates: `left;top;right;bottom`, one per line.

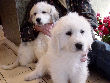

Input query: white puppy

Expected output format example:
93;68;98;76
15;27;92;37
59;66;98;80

1;2;59;69
25;12;93;83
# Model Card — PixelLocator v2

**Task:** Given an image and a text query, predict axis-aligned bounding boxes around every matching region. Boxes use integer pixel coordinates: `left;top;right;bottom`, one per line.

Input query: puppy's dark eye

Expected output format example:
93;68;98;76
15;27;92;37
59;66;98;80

80;30;84;34
42;11;46;13
66;31;72;36
34;13;37;15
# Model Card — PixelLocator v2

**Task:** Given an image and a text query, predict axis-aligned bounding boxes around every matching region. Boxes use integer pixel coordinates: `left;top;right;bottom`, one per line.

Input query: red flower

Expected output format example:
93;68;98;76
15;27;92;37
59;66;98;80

107;16;110;20
108;22;110;28
98;24;104;31
97;17;99;20
97;13;100;17
103;17;108;23
104;16;110;23
95;12;110;43
102;27;109;35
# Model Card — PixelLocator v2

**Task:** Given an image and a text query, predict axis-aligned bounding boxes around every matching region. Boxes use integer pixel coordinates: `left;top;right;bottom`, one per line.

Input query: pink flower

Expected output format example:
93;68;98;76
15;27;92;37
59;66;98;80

94;29;98;32
99;20;102;23
99;32;103;36
97;13;100;17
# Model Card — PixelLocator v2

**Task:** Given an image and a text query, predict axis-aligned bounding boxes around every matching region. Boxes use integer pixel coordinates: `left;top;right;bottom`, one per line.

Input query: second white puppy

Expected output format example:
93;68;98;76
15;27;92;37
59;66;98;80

25;12;93;83
1;2;59;69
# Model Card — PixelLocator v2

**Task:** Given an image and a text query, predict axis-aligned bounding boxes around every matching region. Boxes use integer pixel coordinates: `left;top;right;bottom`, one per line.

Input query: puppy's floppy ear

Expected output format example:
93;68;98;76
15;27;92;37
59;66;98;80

50;6;59;22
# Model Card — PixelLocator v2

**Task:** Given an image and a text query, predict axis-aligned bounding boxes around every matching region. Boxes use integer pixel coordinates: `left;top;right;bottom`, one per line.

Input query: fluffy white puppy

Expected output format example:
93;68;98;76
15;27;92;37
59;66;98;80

25;12;93;83
31;2;59;60
1;2;59;69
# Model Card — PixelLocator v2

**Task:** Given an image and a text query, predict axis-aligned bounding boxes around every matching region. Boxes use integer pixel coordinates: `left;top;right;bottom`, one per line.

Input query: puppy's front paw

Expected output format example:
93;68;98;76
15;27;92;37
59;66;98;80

24;75;34;81
24;72;40;81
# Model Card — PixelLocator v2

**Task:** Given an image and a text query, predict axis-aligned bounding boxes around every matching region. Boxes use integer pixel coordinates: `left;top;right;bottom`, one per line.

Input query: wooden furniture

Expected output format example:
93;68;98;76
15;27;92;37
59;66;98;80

0;25;18;55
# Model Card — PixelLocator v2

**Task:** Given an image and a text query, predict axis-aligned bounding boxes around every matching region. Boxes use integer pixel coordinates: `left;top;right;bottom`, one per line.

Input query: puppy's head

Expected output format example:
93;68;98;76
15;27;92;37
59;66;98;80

29;2;59;25
51;12;93;54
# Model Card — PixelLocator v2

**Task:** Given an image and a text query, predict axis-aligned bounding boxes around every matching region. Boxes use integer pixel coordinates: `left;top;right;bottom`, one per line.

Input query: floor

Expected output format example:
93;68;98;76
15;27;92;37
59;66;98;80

0;44;110;83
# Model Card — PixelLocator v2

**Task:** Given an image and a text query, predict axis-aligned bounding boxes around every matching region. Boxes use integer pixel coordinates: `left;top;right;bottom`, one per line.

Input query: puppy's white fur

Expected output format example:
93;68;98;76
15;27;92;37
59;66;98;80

30;2;59;25
1;2;59;69
25;12;93;83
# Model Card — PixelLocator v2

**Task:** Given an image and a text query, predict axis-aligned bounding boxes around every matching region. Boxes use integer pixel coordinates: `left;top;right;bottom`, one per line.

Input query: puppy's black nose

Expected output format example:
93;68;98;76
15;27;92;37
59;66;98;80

75;43;83;50
36;18;41;23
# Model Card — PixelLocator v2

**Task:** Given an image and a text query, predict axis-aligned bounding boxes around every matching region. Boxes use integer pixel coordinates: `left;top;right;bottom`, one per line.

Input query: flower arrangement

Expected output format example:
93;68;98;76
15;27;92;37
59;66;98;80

95;12;110;43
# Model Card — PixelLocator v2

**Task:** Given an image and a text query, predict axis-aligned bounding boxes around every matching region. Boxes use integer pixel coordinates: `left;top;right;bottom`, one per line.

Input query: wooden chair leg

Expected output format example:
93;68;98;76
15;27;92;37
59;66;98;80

3;38;18;55
0;25;18;55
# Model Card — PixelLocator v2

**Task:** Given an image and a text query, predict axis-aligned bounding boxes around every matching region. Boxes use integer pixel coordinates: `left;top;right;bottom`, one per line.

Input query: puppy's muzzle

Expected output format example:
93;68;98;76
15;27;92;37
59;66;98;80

36;18;41;24
75;43;83;50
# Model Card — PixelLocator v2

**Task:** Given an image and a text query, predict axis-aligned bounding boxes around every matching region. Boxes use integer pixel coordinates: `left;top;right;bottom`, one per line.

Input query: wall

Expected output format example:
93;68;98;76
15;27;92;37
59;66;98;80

90;0;110;18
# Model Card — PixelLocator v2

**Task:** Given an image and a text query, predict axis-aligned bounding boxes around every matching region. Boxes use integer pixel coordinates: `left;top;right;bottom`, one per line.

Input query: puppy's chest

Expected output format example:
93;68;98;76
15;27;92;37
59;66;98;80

34;33;50;49
49;57;87;77
49;54;83;71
